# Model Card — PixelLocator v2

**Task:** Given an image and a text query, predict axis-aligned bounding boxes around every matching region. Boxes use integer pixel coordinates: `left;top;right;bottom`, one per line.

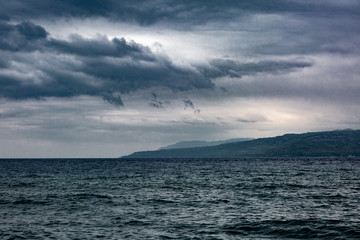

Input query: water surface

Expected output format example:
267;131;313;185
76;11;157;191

0;158;359;239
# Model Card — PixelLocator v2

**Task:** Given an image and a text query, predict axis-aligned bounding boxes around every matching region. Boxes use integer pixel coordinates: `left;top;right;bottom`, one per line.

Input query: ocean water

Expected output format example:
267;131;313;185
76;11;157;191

0;158;359;239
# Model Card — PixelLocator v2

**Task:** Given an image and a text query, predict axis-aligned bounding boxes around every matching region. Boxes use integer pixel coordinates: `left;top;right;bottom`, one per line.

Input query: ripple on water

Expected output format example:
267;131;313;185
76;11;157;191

0;158;359;239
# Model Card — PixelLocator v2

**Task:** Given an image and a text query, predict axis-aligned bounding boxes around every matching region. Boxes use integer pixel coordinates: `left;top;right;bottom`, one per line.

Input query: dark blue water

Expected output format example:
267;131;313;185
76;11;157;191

0;158;359;239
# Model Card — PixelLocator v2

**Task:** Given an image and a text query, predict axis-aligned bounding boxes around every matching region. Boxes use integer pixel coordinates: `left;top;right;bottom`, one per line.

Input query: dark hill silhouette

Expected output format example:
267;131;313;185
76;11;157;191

159;138;253;150
123;130;360;158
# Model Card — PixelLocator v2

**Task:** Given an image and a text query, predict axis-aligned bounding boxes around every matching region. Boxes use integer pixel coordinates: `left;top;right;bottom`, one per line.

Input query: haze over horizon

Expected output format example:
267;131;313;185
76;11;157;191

1;0;360;158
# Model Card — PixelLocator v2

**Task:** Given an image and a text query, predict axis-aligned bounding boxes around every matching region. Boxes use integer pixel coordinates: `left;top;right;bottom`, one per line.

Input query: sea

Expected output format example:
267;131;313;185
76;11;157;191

0;158;359;239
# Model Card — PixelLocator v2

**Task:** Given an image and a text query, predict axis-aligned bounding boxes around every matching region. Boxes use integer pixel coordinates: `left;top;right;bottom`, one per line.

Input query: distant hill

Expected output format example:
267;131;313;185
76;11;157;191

160;138;253;150
122;130;360;158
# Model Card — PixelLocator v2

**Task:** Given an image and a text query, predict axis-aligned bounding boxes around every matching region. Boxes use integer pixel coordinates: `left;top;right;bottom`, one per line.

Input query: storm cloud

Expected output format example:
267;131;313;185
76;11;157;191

203;59;313;79
0;20;317;105
0;21;212;103
2;0;360;27
0;21;48;51
48;35;151;59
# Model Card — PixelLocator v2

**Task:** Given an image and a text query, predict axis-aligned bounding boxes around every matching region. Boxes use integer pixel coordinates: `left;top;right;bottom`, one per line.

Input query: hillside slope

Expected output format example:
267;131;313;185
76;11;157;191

123;130;360;158
160;138;253;150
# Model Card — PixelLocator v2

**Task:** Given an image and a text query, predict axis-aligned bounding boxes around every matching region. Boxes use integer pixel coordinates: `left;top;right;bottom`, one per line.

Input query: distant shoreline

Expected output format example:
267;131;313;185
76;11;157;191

123;129;360;159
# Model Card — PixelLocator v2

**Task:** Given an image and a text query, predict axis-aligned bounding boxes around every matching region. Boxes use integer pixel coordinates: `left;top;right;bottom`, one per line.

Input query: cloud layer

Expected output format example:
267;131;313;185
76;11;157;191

0;0;359;157
0;20;317;106
0;22;212;104
2;0;360;26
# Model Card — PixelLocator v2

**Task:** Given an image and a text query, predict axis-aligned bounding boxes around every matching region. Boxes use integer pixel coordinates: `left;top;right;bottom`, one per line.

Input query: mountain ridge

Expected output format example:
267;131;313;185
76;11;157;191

122;129;360;158
159;138;254;150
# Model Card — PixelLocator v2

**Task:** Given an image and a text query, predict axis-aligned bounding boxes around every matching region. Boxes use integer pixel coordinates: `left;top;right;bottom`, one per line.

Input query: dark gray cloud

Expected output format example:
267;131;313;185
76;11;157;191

0;56;8;68
236;115;268;123
0;0;113;21
203;59;312;79
0;22;214;104
16;21;48;40
149;100;165;109
183;98;195;110
1;1;359;61
101;92;124;107
183;98;200;114
0;21;317;105
0;0;359;107
2;0;359;26
149;93;169;109
48;35;153;60
252;13;360;56
0;21;48;51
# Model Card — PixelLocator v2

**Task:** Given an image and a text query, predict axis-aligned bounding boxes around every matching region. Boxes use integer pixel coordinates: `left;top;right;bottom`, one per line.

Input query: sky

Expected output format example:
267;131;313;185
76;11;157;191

0;0;360;158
